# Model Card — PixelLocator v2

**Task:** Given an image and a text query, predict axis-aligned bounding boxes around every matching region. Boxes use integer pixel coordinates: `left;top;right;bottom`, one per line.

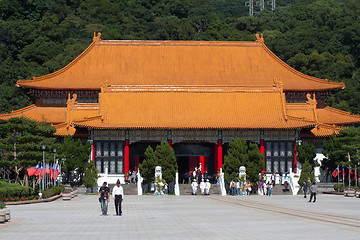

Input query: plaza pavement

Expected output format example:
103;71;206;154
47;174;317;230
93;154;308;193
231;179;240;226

1;193;359;240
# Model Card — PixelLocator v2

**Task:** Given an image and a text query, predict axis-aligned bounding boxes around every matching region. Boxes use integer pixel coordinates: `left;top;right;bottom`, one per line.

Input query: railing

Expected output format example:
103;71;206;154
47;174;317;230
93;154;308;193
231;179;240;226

219;168;226;196
137;169;143;195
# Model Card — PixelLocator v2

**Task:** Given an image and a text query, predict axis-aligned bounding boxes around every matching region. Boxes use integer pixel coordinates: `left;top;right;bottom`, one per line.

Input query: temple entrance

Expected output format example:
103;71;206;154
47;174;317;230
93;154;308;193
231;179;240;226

177;156;209;183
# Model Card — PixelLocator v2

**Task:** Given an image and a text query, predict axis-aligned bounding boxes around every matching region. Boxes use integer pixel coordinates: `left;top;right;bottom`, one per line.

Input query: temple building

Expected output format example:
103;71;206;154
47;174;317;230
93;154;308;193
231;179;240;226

2;33;360;183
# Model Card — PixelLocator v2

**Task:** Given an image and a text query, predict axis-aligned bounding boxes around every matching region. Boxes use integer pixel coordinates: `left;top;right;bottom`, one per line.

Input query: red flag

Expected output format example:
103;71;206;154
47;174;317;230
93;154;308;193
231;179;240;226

349;168;352;179
332;167;339;178
355;168;357;181
34;164;41;176
342;166;345;179
50;167;54;179
27;167;35;176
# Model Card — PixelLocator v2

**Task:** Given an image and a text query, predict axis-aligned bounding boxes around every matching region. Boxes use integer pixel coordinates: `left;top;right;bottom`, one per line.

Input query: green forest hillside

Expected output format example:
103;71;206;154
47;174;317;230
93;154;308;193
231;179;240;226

0;0;359;114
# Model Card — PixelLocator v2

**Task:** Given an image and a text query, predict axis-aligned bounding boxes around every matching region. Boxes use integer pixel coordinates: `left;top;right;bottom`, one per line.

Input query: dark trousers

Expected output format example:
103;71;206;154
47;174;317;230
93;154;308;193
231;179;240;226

114;195;123;215
309;192;316;202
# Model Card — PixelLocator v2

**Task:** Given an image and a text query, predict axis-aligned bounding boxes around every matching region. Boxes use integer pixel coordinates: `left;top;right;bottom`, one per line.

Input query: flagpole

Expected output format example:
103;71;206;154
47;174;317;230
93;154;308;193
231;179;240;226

337;165;339;186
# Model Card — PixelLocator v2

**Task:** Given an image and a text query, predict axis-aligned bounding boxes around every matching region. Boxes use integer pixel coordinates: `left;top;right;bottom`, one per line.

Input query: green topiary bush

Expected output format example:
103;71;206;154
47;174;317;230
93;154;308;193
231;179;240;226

0;181;35;201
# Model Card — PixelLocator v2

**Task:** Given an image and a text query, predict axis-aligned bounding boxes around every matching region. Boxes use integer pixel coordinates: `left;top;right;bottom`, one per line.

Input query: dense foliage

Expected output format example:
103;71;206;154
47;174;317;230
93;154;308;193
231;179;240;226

0;0;359;115
0;180;35;201
296;141;317;168
139;143;178;183
223;138;264;185
57;136;91;185
0;117;57;184
298;160;315;186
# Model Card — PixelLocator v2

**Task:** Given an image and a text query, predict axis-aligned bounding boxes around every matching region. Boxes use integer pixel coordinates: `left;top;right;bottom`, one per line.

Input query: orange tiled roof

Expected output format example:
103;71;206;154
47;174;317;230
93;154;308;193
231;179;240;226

17;36;344;91
317;107;360;125
0;105;67;124
72;86;314;129
310;124;341;137
54;123;76;136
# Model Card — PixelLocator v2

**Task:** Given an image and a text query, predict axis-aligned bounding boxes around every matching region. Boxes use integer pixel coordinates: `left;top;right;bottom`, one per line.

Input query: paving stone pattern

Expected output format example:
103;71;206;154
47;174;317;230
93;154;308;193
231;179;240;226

1;194;359;239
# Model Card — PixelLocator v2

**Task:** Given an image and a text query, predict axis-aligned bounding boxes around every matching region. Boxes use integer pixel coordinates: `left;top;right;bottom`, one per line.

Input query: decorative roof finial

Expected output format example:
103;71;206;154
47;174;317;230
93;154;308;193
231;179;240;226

273;77;283;91
66;93;78;109
256;33;264;43
93;32;102;42
306;93;317;106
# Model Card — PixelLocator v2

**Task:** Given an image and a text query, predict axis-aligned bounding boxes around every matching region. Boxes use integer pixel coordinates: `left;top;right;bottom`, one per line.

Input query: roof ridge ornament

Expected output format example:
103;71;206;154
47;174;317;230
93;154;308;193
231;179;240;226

256;33;264;43
101;78;111;92
273;77;283;91
93;32;101;42
66;93;78;109
306;93;317;106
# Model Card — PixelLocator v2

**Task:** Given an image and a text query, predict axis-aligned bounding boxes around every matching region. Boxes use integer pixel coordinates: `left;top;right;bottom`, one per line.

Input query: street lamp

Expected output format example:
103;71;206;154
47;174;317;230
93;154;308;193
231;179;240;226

42;143;46;192
53;147;57;186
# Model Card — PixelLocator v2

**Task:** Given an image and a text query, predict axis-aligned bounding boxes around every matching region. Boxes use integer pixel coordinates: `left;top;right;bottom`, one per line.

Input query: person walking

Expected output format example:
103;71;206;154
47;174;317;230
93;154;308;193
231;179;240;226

191;179;198;195
309;182;317;202
302;181;308;198
246;182;252;195
268;182;273;197
200;179;206;195
112;179;124;216
237;180;242;196
263;181;267;196
99;182;110;216
230;180;236;196
205;179;211;195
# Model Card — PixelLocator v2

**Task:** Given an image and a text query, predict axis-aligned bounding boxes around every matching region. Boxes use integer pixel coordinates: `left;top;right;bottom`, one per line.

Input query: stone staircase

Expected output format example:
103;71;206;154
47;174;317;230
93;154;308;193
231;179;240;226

179;183;221;195
108;183;138;195
271;184;292;195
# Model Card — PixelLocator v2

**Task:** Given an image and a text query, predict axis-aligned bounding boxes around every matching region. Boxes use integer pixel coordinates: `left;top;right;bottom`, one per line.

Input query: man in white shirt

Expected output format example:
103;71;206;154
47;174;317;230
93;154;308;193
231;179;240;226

112;179;124;216
191;179;198;195
200;179;206;195
205;179;211;195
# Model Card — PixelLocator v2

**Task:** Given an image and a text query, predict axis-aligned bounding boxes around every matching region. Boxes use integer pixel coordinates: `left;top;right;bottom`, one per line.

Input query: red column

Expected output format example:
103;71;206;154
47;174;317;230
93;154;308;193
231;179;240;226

214;143;218;172
217;140;223;170
260;140;265;174
167;140;172;148
199;156;205;173
294;140;297;173
124;140;129;174
91;141;95;162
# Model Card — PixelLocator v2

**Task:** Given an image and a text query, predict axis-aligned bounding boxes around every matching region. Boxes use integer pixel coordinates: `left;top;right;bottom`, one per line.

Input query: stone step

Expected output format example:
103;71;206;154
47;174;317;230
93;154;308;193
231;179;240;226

108;183;138;195
179;183;222;195
270;184;292;195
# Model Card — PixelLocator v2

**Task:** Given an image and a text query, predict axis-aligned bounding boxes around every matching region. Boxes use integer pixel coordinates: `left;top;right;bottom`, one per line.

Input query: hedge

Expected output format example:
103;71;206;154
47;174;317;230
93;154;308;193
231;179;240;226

0;181;35;201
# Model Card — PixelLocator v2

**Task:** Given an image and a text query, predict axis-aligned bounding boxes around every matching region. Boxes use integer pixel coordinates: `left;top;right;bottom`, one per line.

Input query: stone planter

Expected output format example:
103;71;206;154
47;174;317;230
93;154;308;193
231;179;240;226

356;191;360;198
70;192;75;198
62;193;72;200
344;190;356;197
5;208;10;221
0;209;6;223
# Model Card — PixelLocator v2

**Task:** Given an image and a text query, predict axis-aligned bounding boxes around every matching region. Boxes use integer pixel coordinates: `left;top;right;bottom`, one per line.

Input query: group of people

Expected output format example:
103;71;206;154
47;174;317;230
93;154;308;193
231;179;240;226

229;179;252;196
302;181;317;202
127;170;137;184
191;179;211;195
98;180;124;216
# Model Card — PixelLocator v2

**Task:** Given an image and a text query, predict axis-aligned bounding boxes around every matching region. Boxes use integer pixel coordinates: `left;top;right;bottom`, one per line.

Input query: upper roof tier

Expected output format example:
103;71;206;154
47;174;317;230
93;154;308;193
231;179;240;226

17;34;345;91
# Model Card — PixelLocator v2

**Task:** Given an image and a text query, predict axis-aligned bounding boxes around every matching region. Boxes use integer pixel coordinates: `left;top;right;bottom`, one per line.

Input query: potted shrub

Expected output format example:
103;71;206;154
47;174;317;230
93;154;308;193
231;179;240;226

62;190;72;200
0;201;6;223
344;188;356;197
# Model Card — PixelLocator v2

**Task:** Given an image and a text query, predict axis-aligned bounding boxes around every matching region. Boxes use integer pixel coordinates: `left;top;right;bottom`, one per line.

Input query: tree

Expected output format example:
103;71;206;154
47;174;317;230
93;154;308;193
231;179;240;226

139;142;178;184
223;138;264;186
322;134;344;179
83;161;99;192
139;146;157;183
296;141;317;168
0;117;57;185
57;136;91;185
298;160;315;186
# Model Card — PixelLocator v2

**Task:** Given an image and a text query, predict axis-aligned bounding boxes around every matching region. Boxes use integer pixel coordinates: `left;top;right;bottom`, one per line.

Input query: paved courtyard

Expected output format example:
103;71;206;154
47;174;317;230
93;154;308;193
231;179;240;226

1;194;360;239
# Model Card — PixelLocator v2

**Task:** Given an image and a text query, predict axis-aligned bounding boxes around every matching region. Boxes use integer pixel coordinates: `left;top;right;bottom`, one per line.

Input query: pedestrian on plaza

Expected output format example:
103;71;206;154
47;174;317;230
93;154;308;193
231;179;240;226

205;179;211;195
112;179;124;216
258;181;263;195
200;179;206;195
263;181;267;196
99;181;110;216
237;179;242;196
302;181;308;198
246;182;252;195
230;180;236;196
283;181;288;192
308;182;317;203
268;182;273;197
271;173;275;187
266;181;271;196
184;172;189;184
191;179;198;195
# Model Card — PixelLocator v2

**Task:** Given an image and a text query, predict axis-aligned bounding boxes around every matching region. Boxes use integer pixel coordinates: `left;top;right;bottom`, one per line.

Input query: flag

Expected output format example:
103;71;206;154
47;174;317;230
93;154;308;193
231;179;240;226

342;166;345;179
45;164;51;174
27;166;35;176
349;167;352;179
332;167;339;178
55;166;60;179
34;163;41;176
50;166;54;179
355;168;357;181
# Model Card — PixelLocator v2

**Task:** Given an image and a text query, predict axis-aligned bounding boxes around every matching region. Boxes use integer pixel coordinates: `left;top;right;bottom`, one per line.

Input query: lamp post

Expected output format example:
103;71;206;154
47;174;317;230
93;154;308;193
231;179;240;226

53;148;57;186
42;143;46;191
